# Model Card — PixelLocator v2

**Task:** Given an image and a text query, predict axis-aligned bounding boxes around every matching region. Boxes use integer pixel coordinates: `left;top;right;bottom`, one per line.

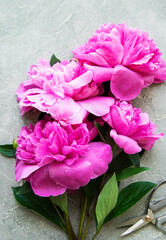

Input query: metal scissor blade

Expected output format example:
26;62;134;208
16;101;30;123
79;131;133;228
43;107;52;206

121;218;149;237
118;215;145;227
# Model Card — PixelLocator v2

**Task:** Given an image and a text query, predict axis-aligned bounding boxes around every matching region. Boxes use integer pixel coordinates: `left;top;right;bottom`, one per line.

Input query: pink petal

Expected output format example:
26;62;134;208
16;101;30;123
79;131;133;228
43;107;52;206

138;112;149;126
69;70;93;89
84;63;114;83
49;159;93;190
35;139;50;160
102;112;114;128
38;155;57;167
73;46;110;67
77;96;114;116
30;166;66;197
142;74;154;87
48;96;88;124
111;65;144;100
110;129;141;154
27;92;57;108
15;160;40;181
80;142;112;178
95;40;124;67
108;105;130;135
16;80;35;101
133;133;164;151
153;67;166;83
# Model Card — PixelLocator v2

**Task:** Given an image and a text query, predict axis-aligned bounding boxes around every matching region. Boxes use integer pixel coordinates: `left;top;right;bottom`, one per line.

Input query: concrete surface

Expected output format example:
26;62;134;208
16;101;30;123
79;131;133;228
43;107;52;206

0;0;166;239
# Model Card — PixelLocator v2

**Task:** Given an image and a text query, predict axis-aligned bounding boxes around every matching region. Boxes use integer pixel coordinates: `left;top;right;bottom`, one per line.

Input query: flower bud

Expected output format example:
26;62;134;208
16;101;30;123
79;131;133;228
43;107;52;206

13;138;18;150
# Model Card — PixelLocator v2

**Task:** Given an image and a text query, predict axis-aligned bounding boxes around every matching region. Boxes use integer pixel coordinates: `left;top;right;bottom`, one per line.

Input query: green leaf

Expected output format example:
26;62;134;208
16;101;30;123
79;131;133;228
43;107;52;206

16;181;32;195
104;181;157;223
129;153;140;167
0;144;16;157
96;173;118;231
94;121;106;142
12;182;66;231
117;167;150;181
50;192;67;214
50;54;60;66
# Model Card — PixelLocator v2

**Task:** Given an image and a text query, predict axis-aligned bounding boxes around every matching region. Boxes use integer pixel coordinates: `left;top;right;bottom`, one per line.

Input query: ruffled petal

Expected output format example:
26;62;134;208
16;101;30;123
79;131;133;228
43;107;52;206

108;105;130;134
16;80;36;101
153;67;166;83
133;133;164;151
110;129;141;154
73;46;110;67
48;97;88;124
95;40;124;67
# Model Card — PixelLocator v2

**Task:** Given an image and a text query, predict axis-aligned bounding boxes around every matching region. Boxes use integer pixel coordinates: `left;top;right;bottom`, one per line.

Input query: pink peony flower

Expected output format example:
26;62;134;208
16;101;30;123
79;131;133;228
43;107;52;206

15;117;112;197
102;100;163;154
73;23;166;100
16;59;114;124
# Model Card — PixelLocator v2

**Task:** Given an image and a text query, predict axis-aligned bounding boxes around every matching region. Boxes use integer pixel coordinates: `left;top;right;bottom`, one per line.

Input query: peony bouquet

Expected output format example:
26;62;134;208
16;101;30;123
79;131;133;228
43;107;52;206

0;23;165;240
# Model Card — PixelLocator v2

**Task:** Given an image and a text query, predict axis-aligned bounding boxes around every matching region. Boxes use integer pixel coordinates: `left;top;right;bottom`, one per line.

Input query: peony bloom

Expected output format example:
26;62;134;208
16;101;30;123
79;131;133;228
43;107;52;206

16;59;115;124
15;117;112;197
102;100;163;154
73;23;166;100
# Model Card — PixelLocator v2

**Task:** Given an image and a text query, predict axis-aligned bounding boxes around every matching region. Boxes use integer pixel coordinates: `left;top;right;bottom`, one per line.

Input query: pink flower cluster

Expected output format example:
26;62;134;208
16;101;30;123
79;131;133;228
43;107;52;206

16;117;112;196
16;59;113;124
16;23;164;196
103;101;163;154
73;23;166;100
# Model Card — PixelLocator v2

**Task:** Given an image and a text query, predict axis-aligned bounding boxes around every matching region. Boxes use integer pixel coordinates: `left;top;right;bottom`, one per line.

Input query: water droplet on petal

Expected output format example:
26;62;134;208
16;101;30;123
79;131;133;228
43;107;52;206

57;99;61;103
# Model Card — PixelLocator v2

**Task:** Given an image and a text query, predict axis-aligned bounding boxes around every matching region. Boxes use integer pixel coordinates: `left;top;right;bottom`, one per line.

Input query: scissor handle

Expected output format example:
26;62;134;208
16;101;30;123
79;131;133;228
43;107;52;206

149;198;166;212
147;179;166;210
156;215;166;233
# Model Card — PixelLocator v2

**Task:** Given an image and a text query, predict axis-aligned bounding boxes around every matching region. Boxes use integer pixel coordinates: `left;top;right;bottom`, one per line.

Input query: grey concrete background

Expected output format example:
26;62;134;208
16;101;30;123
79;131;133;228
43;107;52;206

0;0;166;239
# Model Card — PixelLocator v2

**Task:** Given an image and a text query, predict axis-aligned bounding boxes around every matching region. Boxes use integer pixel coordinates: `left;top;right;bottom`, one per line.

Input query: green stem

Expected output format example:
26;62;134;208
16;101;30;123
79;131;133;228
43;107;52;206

81;171;106;240
52;204;67;232
112;143;117;154
68;216;77;240
78;192;87;240
81;144;118;240
65;213;74;240
91;229;101;240
90;143;118;239
81;200;96;240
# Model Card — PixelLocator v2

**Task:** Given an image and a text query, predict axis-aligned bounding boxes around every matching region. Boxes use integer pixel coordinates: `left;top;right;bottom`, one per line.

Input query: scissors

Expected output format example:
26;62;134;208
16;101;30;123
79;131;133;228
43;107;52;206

119;180;166;237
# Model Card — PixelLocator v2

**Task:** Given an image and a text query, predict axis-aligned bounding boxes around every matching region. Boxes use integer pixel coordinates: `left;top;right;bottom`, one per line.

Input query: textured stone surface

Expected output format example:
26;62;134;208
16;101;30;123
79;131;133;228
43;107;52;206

0;0;166;239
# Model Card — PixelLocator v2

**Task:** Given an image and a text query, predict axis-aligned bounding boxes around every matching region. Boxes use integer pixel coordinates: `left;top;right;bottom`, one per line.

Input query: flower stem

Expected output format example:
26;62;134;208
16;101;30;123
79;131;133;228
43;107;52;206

81;144;118;240
68;216;77;240
81;173;106;240
78;191;87;240
91;229;101;240
51;203;67;232
65;213;73;240
65;213;76;240
112;143;117;154
81;199;96;240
